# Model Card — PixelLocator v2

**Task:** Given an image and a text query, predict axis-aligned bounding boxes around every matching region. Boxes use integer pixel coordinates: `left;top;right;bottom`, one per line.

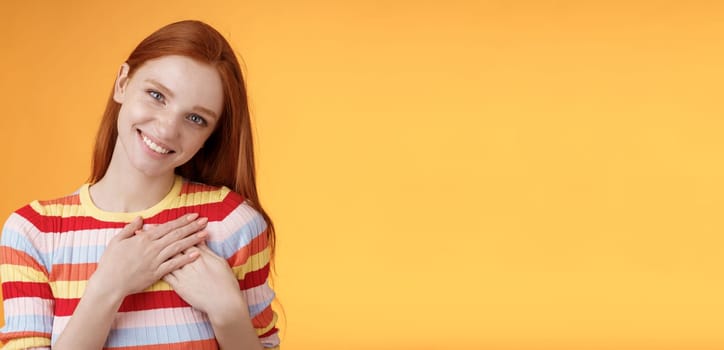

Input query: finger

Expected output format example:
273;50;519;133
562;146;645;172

197;242;215;255
156;217;208;246
182;245;202;255
135;223;159;235
158;230;208;262
157;250;200;277
148;213;201;240
162;272;179;287
113;216;143;241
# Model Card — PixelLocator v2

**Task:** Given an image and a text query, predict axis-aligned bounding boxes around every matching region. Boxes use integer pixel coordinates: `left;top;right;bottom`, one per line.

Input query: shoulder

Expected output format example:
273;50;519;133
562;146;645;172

183;183;268;258
1;191;79;270
212;193;268;243
3;189;82;236
179;179;263;228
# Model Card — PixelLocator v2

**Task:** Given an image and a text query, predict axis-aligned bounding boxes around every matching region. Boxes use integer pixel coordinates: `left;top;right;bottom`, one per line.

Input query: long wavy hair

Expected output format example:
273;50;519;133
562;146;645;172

90;20;275;257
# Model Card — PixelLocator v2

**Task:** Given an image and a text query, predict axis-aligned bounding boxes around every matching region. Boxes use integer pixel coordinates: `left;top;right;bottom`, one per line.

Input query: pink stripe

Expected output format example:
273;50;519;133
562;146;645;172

260;332;281;348
2;297;53;316
52;306;208;331
245;283;276;310
204;205;263;242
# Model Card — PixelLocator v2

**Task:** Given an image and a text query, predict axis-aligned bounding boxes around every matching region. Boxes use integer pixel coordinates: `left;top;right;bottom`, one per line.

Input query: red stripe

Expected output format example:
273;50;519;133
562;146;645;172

181;181;225;196
16;205;126;232
251;307;274;328
259;327;278;339
142;202;239;225
49;263;97;281
0;246;49;275
0;331;51;342
53;263;270;316
2;281;54;300
227;230;268;267
240;263;270;290
38;194;80;206
54;290;191;316
16;191;244;233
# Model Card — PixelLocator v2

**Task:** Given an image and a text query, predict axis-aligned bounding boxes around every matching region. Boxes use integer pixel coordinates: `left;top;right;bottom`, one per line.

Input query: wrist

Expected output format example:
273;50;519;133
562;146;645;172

207;291;249;326
86;273;127;307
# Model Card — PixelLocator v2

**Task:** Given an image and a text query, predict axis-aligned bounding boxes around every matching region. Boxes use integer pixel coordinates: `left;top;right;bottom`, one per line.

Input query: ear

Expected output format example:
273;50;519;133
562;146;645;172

113;63;131;103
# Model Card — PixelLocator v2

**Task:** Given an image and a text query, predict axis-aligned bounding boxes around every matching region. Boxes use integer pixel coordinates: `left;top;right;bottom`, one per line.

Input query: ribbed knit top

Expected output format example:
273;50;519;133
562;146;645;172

0;176;279;349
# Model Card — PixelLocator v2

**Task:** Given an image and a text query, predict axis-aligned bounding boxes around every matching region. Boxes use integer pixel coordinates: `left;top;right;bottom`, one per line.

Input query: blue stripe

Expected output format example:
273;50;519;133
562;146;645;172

208;206;267;259
103;322;214;347
248;291;275;317
0;314;53;333
50;244;106;264
1;226;51;273
1;221;107;266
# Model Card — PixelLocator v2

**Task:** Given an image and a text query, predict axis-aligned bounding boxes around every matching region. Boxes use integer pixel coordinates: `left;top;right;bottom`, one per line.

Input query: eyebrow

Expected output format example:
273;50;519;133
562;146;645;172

145;79;220;120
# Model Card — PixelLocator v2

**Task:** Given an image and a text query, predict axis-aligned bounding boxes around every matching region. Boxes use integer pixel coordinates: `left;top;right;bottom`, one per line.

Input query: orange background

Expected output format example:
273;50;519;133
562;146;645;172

2;1;724;349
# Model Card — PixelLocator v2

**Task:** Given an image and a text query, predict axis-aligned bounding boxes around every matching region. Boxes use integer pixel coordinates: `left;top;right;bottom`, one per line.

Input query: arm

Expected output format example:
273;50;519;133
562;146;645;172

163;202;280;349
163;243;266;350
0;212;54;349
207;273;267;350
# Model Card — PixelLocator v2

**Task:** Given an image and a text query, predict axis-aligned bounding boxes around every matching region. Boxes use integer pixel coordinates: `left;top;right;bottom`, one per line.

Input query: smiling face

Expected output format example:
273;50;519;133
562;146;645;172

112;55;224;178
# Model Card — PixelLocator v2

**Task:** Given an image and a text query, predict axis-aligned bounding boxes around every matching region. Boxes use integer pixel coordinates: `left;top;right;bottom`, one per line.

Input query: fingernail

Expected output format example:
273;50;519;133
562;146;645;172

189;251;200;259
187;213;199;221
197;230;208;238
197;217;208;226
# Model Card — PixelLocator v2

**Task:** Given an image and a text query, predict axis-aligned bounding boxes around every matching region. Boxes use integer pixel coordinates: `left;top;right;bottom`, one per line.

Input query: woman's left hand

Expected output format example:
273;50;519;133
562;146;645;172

163;243;248;321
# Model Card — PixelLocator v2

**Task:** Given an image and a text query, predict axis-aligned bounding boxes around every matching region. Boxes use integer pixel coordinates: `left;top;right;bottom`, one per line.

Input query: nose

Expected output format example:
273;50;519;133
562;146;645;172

153;110;182;141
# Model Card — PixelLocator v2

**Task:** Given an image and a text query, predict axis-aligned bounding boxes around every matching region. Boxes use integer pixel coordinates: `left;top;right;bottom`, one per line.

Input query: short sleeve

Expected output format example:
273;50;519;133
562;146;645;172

0;211;54;350
210;198;280;349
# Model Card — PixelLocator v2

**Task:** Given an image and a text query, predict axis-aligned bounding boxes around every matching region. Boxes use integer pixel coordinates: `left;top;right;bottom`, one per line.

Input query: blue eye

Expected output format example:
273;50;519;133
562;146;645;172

188;114;207;126
148;90;164;101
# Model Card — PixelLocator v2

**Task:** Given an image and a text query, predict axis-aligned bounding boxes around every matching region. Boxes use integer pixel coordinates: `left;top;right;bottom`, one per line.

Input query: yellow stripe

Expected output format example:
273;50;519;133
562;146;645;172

29;200;49;215
231;246;271;279
30;201;85;218
3;336;51;349
50;280;174;298
178;186;230;206
144;280;173;292
49;280;87;298
34;179;231;220
256;311;279;336
0;264;48;283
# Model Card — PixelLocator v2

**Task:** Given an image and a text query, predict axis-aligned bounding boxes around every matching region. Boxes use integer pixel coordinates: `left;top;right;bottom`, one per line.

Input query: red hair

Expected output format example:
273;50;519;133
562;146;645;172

90;20;275;256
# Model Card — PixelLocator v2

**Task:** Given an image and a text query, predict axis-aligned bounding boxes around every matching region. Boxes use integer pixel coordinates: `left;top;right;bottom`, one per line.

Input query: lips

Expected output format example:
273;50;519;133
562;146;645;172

139;131;174;154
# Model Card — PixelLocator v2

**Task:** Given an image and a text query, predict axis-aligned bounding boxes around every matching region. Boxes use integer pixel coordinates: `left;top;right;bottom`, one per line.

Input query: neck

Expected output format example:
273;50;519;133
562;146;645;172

89;148;177;213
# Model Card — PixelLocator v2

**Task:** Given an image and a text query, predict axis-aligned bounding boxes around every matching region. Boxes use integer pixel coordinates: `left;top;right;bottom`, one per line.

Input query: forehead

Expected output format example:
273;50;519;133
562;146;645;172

131;55;224;116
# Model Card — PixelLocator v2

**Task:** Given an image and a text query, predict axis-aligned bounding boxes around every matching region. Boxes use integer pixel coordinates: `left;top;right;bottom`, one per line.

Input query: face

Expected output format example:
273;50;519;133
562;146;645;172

112;55;224;178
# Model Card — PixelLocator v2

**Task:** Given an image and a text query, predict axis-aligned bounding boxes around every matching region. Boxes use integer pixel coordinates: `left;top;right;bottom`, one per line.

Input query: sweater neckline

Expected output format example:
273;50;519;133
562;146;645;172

78;175;183;222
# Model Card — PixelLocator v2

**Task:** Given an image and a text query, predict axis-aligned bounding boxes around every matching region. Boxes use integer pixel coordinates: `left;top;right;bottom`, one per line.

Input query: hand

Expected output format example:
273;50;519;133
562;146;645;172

90;214;209;298
163;242;247;322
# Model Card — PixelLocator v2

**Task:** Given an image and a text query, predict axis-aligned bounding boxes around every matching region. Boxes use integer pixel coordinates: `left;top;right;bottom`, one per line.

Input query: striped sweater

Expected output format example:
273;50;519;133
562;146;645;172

0;176;280;349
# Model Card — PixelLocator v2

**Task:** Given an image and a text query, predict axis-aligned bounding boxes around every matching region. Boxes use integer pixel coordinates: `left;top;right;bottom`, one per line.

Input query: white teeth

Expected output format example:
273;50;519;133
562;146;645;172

142;134;171;154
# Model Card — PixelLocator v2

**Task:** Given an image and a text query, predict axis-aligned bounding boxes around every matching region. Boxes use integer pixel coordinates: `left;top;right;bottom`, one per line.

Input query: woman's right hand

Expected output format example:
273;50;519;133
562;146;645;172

89;213;209;299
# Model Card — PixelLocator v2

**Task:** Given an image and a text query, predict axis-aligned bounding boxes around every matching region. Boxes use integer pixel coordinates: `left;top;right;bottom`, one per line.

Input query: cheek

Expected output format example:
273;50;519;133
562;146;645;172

181;131;213;155
119;99;154;121
117;104;138;127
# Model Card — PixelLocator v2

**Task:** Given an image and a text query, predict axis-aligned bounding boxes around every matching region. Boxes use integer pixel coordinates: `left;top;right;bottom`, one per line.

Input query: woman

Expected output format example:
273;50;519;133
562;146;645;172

0;20;279;349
